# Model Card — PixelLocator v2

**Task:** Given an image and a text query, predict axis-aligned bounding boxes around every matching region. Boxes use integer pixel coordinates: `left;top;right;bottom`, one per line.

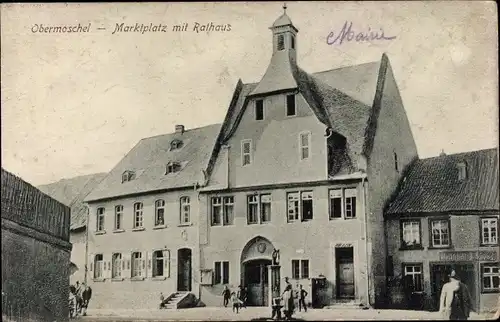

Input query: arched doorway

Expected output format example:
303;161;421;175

177;248;192;292
241;236;275;306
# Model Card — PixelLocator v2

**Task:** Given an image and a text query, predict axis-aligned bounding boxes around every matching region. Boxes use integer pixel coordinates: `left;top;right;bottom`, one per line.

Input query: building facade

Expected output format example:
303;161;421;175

82;10;419;310
384;148;499;313
38;173;107;285
1;168;72;322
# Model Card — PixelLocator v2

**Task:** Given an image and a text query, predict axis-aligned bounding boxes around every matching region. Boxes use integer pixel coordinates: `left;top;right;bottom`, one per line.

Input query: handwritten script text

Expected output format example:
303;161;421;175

327;21;396;45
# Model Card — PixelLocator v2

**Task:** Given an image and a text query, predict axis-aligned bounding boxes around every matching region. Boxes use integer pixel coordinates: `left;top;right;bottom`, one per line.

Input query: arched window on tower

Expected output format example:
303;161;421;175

277;34;285;51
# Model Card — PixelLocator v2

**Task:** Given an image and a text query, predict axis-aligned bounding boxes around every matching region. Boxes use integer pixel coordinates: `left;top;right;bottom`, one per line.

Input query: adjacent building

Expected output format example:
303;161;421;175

1;168;72;321
384;148;499;313
38;172;107;285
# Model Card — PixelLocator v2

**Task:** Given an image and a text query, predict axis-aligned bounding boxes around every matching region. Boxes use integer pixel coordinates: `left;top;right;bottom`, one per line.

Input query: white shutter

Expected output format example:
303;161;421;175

123;252;131;279
89;253;94;279
149;250;154;278
103;254;110;280
141;252;146;278
164;250;171;278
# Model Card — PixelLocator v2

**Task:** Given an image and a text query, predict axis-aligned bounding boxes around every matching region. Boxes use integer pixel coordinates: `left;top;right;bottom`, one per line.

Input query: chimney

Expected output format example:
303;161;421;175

175;125;185;134
439;149;446;157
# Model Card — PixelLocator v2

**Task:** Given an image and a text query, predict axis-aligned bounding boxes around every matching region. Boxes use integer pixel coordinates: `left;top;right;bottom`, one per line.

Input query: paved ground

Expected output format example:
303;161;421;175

78;307;496;321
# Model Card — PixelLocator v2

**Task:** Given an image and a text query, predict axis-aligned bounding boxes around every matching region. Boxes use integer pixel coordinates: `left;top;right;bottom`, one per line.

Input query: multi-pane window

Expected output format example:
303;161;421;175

248;195;259;224
211;196;234;226
277;34;285;51
403;264;423;292
291;259;309;279
288;191;313;222
112;253;122;278
114;205;123;230
94;254;104;279
133;202;143;229
242;140;252;166
255;100;264;121
155;200;165;226
214;261;230;285
180;197;191;224
482;263;500;292
261;194;272;223
131;252;144;278
401;220;421;248
430;219;450;247
329;189;357;219
481;218;498;245
286;94;296;116
299;132;311;160
247;194;271;224
96;207;105;232
153;250;170;278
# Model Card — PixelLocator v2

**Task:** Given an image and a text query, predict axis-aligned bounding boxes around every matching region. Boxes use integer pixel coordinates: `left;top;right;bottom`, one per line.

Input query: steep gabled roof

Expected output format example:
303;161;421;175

38;173;107;230
386;148;499;215
84;124;221;203
206;54;389;178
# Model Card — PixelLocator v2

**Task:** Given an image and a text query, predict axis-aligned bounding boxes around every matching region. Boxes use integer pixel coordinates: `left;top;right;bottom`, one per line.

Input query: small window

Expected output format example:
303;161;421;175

287;191;313;222
155;200;165;226
286;95;296;116
170;139;183;151
112;253;122;279
166;162;182;174
180;196;191;224
299;132;310;160
403;264;423;292
122;170;135;183
394;152;399;172
96;207;105;232
291;259;309;279
430;219;450;248
255;100;264;120
457;162;467;180
344;189;357;219
94;254;104;279
277;34;285;51
131;252;144;278
214;261;230;284
482;263;500;292
114;205;123;230
211;196;234;226
481;217;498;245
133;202;144;229
291;35;295;49
241;140;252;166
401;220;421;249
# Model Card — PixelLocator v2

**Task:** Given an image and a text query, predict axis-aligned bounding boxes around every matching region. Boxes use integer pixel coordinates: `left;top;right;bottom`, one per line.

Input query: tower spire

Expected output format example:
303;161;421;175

283;2;287;14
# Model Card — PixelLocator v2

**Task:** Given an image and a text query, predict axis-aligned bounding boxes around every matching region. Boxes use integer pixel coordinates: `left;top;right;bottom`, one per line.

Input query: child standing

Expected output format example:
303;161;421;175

231;291;242;314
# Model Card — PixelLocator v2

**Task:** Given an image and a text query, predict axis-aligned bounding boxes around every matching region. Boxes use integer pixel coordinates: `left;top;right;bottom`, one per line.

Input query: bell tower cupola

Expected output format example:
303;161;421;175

270;3;298;62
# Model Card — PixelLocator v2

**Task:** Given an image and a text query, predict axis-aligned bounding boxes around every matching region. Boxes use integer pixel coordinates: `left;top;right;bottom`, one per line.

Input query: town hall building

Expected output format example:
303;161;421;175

83;8;419;310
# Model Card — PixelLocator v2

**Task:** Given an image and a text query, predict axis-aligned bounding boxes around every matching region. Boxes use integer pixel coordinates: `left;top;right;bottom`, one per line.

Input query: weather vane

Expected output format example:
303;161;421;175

283;2;287;13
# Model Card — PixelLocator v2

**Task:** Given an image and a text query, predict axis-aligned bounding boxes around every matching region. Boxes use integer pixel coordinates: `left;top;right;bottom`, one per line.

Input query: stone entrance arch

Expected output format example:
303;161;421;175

240;236;275;306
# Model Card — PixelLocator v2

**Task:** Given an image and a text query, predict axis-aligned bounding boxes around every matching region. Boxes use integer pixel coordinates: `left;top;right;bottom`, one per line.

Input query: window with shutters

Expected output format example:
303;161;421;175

131;252;143;278
94;254;104;279
299;132;311;160
241;140;252;166
114;205;123;231
112;253;122;279
180;196;191;224
96;207;105;232
152;250;170;278
133;202;144;229
155;200;165;227
214;261;229;284
329;188;357;220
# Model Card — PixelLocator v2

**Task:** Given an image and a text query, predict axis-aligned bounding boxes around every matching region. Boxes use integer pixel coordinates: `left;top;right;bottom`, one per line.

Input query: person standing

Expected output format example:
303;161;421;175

221;285;231;307
439;269;472;320
298;284;308;312
231;291;242;314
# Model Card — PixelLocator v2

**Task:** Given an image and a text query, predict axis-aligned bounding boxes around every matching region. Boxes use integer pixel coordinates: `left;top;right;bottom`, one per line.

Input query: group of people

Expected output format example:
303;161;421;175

221;285;247;313
69;281;92;318
272;277;308;320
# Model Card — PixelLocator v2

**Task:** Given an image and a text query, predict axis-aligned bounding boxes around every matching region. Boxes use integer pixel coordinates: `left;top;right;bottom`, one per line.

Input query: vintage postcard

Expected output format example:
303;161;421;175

1;1;498;321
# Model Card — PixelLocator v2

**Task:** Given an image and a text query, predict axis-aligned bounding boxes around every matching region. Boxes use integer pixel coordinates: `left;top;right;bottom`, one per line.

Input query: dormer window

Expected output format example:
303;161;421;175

166;162;182;175
170;139;183;151
277;34;285;51
122;170;135;183
457;162;467;181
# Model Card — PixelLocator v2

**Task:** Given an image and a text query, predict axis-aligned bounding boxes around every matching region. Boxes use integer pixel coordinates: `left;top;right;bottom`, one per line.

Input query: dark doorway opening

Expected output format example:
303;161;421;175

336;247;355;299
177;248;192;292
243;259;271;306
430;263;476;312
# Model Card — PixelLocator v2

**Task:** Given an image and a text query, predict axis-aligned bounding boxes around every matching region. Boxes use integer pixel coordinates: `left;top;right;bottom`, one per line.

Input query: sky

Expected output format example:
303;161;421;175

1;1;498;186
